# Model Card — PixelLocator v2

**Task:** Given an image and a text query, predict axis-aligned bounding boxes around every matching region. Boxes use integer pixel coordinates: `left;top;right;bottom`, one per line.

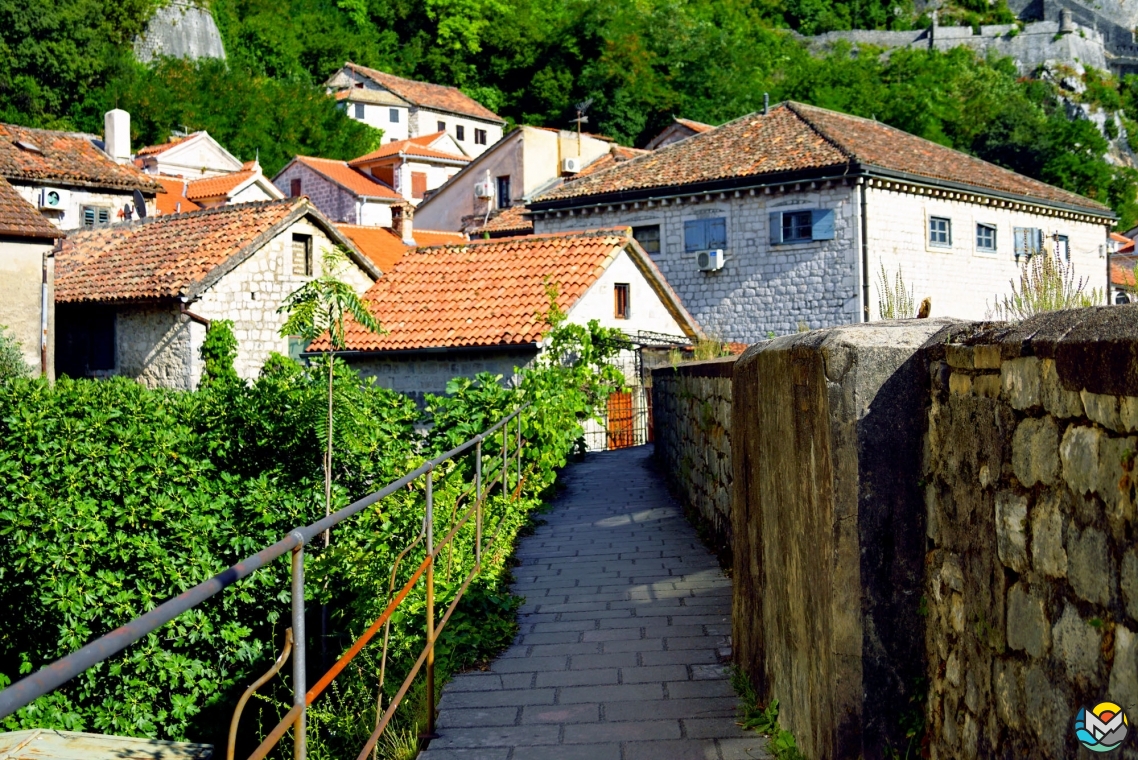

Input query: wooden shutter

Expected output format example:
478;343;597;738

411;172;427;199
708;217;727;248
811;209;835;240
684;219;706;252
769;212;783;245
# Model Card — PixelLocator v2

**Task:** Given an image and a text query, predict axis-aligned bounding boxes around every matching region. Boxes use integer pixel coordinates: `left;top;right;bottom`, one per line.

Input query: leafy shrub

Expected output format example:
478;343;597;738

989;252;1102;320
0;326;32;381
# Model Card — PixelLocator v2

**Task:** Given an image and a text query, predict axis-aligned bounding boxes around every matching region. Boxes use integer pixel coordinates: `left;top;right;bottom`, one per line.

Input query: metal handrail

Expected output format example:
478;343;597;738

0;404;530;760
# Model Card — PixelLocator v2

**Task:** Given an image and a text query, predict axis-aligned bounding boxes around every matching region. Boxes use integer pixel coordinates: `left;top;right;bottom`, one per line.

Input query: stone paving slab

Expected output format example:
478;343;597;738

420;446;770;760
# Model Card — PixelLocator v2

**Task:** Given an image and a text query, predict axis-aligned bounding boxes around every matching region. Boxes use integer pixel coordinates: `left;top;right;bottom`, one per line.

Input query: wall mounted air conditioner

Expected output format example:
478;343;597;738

38;188;69;211
697;249;725;272
474;181;494;199
561;157;582;174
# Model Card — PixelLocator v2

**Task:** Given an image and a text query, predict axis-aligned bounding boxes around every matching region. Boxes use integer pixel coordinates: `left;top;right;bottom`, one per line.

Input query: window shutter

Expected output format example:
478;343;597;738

684;220;706;252
811;209;835;240
1034;228;1044;255
708;217;727;248
769;212;783;245
1014;227;1027;258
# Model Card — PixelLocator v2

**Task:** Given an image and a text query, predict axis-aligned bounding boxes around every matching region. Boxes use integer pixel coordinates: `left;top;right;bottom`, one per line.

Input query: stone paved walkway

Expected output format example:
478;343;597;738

419;445;769;760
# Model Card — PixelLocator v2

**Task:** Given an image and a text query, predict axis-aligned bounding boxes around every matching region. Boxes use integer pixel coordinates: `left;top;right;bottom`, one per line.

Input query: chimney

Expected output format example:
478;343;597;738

104;109;131;163
1059;8;1075;35
392;203;416;246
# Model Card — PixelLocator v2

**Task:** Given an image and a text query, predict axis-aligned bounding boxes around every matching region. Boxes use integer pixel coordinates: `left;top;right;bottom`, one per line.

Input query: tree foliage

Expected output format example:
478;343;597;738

198;320;239;388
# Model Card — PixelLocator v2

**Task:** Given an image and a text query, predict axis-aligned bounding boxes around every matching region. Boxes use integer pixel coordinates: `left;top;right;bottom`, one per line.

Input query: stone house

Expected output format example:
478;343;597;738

273;156;403;227
413;126;618;233
0;177;63;378
529;101;1116;342
55;197;380;388
346;132;469;205
0;110;163;231
326;62;505;158
306;228;700;406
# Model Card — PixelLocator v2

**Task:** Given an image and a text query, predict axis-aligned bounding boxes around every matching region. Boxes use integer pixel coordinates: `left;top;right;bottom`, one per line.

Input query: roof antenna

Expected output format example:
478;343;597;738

763;93;769;115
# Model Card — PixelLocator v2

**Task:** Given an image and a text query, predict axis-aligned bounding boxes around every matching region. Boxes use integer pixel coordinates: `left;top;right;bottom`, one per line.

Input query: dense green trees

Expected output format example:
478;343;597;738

0;0;1134;220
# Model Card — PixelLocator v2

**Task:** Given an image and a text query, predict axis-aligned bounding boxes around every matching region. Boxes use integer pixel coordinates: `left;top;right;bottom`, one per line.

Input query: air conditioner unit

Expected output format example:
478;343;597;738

561;157;582;174
38;187;69;211
697;249;725;272
474;181;494;199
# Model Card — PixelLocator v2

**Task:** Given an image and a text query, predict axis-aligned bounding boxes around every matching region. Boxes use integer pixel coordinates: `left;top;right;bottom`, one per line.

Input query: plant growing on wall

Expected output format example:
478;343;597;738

0;326;31;381
279;247;383;534
198;319;239;388
989;250;1102;320
877;264;915;320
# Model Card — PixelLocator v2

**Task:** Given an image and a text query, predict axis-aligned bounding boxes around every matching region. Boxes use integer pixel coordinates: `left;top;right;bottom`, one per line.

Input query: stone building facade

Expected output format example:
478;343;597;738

273;157;401;228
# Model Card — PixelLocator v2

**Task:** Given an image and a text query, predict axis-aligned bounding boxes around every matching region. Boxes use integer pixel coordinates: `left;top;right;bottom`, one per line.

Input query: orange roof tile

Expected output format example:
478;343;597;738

343;63;503;123
571;145;651;180
414;229;466;246
0;176;60;239
335;224;409;272
57;198;376;304
308;229;696;353
136;133;200;157
293;156;401;199
153;177;201;215
1112;255;1138;288
675;118;713;133
469;205;533;236
186;170;256;201
349;135;469;165
536;103;1111;215
0;123;163;193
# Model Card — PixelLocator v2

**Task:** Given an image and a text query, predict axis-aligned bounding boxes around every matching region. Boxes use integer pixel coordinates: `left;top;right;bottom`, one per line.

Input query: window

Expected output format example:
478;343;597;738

684;217;727;252
292;233;313;276
455;125;465;141
475;128;487;145
411;172;427;199
437;120;446;133
389;108;400;123
614;283;630;319
81;206;110;228
1056;234;1070;262
289;178;302;198
976;223;997;252
58;306;115;377
497;176;511;208
632;225;661;255
288;336;308;362
769;209;834;244
929;216;951;247
782;211;813;242
1014;227;1044;259
354;103;365;119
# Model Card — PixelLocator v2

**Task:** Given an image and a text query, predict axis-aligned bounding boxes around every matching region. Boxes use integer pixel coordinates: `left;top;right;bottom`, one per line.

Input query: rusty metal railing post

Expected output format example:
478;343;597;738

422;468;438;741
502;423;508;496
516;413;521;497
475;438;482;573
291;540;307;760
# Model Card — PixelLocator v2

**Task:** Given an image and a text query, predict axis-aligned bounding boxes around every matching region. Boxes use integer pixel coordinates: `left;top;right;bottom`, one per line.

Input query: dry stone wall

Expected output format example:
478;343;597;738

924;307;1138;759
650;357;736;561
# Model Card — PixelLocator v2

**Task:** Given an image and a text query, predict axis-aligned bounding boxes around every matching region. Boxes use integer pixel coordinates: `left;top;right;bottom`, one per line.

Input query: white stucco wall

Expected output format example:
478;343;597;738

348;102;409;141
229;181;280;205
12;183;141;232
411;108;503;158
564;248;688;340
534;184;861;342
0;238;53;376
359;200;394;227
149;135;243;178
865;186;1111;319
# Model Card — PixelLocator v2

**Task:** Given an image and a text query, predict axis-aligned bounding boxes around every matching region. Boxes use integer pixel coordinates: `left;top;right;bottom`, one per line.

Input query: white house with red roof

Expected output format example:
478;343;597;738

347;132;469;204
325;62;505;157
272;155;404;227
135;130;243;178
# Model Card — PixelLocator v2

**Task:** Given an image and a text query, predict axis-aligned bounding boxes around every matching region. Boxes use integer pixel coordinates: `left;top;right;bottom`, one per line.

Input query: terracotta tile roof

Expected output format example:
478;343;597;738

1112;254;1138;288
309;229;695;353
349;135;469;165
0;123;164;194
57;198;376;304
136;133;201;157
186;170;256;201
675;118;713;133
535;103;1111;214
0;176;61;239
293;156;401;199
153;177;201;215
468;205;533;237
335;224;466;271
344;63;503;123
1112;232;1134;254
571;145;652;179
414;229;466;246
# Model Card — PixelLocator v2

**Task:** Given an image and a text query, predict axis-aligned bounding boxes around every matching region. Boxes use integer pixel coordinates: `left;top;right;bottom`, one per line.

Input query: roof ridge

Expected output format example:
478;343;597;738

782;101;858;162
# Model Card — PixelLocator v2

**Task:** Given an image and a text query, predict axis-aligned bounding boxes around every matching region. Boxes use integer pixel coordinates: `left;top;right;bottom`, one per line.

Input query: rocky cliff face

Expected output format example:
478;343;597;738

134;0;225;63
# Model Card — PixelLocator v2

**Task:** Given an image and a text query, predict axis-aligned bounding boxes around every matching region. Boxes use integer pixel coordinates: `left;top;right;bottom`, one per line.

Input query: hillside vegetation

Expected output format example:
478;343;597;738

0;0;1136;226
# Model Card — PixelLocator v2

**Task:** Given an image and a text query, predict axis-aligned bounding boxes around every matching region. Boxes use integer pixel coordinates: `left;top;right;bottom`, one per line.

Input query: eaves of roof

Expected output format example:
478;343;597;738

529;162;1117;222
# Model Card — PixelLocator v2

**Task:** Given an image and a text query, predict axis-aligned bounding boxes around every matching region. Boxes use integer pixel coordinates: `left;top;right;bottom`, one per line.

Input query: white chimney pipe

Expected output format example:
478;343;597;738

104;109;131;163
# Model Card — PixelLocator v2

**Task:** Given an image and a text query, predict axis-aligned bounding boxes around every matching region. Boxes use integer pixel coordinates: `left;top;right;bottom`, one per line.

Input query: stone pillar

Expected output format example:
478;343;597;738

1059;7;1075;34
731;319;956;760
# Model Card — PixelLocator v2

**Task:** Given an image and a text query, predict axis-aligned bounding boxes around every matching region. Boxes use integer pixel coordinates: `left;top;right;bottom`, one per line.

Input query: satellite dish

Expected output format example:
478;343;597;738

132;189;148;218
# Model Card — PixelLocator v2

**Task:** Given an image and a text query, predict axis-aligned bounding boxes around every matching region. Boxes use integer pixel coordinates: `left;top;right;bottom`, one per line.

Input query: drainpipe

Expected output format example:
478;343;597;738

1106;227;1113;305
859;178;870;322
180;302;211;327
41;245;55;379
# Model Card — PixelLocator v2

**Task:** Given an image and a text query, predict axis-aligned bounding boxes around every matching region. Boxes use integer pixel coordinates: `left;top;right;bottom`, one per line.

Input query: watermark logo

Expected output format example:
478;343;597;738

1075;702;1129;752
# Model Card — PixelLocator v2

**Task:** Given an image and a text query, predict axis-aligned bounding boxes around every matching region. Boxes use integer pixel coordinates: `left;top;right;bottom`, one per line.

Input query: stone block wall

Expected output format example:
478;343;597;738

650;357;736;561
923;307;1138;759
347;348;537;406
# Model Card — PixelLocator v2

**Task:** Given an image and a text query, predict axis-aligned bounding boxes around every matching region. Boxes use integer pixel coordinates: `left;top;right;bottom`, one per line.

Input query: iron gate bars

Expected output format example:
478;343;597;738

0;404;530;760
